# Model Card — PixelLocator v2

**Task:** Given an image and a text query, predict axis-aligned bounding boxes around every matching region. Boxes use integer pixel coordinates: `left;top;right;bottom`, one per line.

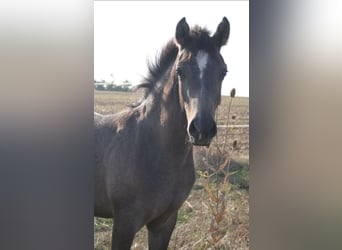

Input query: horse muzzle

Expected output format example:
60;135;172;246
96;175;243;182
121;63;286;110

188;116;217;147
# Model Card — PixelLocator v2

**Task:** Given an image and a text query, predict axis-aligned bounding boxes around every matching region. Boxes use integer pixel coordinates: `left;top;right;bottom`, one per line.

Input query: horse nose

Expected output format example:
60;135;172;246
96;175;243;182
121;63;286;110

188;117;217;146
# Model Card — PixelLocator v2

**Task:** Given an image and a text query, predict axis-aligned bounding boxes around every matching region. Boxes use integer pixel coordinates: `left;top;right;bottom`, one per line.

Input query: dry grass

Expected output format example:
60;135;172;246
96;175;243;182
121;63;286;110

94;90;249;250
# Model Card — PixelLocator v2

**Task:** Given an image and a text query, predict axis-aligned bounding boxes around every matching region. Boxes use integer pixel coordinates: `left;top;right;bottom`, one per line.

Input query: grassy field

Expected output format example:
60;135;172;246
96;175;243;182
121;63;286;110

94;90;249;249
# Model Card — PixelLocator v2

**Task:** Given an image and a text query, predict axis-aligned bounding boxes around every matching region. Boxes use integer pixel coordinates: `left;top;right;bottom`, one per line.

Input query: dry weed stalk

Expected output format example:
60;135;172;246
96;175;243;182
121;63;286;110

201;88;237;249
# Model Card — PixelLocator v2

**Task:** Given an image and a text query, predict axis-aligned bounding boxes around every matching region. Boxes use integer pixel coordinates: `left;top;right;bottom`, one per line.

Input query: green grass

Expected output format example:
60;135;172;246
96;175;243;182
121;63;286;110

94;90;249;250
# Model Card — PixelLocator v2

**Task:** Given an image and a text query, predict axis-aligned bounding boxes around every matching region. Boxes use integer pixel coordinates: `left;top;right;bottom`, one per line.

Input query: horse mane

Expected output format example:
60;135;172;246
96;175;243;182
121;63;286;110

131;26;212;107
137;39;179;94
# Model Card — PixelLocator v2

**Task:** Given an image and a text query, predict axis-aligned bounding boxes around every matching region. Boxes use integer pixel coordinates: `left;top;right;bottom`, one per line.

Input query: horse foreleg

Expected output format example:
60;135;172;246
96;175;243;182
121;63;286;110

147;212;178;250
111;215;137;250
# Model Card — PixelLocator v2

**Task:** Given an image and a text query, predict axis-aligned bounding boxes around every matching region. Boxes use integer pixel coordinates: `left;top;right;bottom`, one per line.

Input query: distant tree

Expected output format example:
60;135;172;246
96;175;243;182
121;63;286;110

106;84;115;91
120;85;131;92
121;80;132;91
98;83;132;92
95;84;105;91
110;73;115;84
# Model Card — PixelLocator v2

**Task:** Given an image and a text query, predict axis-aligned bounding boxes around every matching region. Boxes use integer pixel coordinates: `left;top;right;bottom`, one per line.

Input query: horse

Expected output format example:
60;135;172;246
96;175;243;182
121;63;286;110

94;17;230;250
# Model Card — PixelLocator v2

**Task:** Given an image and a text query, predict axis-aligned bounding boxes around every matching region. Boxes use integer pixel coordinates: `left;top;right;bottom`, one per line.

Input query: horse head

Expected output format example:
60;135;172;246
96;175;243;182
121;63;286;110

174;17;230;146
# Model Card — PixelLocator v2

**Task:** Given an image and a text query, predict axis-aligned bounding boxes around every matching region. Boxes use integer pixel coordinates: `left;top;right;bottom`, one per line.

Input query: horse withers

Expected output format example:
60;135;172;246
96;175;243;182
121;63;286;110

94;17;230;250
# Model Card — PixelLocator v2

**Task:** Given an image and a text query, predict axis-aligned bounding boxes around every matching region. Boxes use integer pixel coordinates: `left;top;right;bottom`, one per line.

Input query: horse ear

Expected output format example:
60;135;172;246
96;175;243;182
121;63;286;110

212;17;230;48
175;17;190;48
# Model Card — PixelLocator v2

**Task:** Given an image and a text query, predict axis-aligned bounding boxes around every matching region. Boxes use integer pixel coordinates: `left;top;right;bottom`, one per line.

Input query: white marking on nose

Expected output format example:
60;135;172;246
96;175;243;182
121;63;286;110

196;50;208;80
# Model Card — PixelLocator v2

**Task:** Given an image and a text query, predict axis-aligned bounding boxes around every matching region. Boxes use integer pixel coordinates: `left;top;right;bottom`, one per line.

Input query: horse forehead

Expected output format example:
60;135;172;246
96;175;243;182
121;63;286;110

196;51;208;70
196;50;209;80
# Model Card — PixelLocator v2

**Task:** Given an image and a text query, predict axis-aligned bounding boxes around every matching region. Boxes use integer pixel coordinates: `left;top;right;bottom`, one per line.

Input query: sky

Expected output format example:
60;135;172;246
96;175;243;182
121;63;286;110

94;1;249;97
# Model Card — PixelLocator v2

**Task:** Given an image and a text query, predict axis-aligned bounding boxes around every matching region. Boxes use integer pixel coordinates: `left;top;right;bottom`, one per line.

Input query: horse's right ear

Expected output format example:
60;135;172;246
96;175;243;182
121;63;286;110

175;17;190;48
212;17;230;48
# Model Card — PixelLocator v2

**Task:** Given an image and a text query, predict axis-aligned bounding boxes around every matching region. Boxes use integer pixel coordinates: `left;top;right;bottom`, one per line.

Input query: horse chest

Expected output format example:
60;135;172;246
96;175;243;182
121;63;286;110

140;158;195;220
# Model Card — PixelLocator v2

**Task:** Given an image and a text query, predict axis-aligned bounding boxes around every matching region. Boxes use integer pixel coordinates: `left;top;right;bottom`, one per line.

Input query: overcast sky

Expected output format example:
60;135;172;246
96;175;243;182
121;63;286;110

94;1;249;97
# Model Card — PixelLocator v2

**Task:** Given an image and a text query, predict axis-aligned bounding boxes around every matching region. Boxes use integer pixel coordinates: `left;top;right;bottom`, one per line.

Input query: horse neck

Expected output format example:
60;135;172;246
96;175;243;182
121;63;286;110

148;69;189;148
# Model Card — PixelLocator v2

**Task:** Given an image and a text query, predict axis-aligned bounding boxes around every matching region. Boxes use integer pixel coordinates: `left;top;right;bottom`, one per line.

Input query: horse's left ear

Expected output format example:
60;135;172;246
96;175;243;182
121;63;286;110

175;17;190;48
212;17;230;48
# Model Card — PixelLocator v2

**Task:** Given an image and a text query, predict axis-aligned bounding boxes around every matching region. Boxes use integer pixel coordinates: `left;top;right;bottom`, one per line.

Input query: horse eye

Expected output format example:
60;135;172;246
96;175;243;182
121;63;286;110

176;67;185;78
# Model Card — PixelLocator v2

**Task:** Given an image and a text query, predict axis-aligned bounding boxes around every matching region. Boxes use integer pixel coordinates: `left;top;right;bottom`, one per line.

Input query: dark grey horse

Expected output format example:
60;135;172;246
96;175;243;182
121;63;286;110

94;17;230;250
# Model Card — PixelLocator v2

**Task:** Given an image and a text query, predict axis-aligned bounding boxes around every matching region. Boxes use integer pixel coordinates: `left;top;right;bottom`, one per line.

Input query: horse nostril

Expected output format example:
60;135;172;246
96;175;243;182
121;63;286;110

189;118;217;144
189;119;200;137
209;120;217;138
